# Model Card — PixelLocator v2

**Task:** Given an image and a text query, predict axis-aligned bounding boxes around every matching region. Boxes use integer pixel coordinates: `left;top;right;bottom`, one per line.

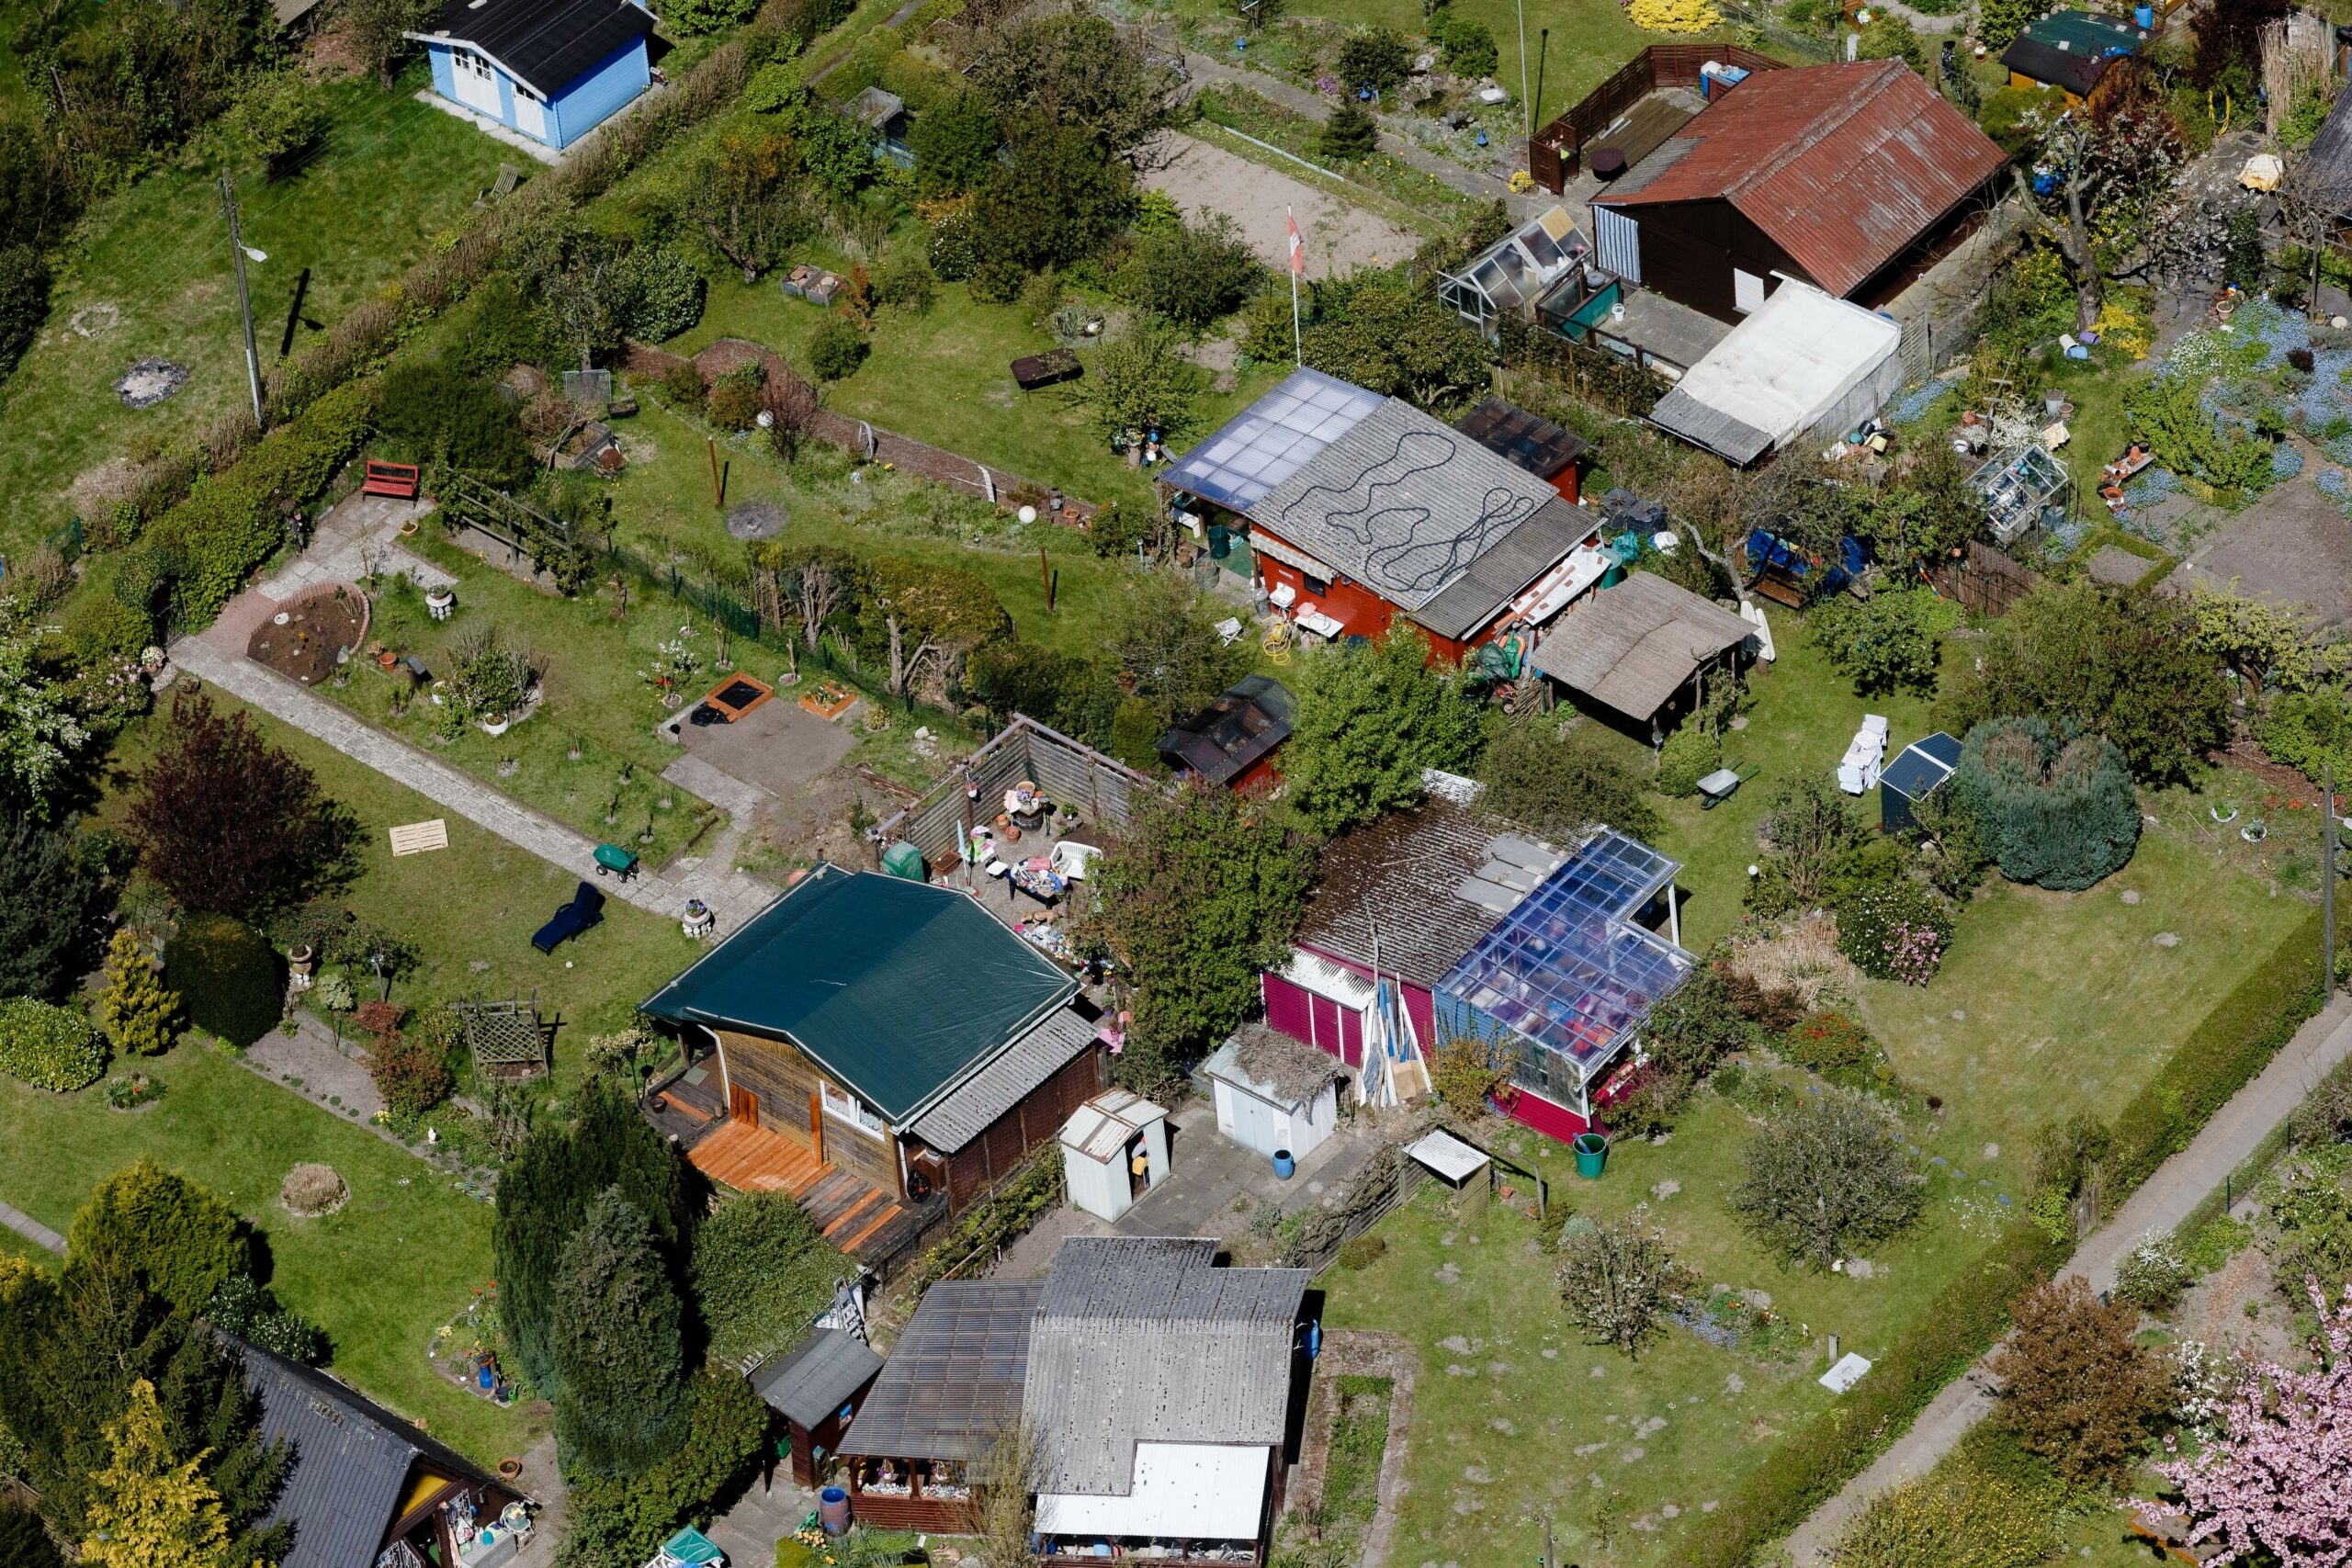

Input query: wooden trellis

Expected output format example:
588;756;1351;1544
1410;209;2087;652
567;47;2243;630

454;993;550;1083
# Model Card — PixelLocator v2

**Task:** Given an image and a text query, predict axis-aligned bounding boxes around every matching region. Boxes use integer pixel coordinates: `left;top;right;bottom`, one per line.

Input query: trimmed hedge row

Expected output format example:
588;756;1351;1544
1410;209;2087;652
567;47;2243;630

0;998;107;1091
1680;908;2330;1568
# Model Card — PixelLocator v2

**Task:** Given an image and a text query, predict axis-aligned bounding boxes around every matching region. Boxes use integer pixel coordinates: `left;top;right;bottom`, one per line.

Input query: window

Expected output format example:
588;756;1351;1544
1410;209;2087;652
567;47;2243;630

1303;573;1331;597
820;1080;888;1139
1734;268;1767;315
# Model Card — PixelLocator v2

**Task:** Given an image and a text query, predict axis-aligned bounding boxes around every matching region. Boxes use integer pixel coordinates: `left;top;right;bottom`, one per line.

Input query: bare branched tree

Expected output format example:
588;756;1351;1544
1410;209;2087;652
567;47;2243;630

2008;107;2184;330
964;1416;1041;1568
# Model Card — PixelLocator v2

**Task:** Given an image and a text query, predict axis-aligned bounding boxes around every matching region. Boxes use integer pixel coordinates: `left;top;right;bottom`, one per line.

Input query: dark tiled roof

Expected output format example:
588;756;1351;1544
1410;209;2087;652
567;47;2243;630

839;1280;1046;1461
1999;36;2114;96
1156;675;1297;785
1295;796;1518;987
244;1341;504;1568
1412;496;1594;640
1596;62;2007;298
752;1328;885;1429
1023;1238;1306;1495
421;0;655;96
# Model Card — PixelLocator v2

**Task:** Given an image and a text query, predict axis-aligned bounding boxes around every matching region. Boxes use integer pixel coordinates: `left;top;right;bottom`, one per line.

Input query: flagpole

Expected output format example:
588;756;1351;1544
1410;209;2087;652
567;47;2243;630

1287;205;1303;367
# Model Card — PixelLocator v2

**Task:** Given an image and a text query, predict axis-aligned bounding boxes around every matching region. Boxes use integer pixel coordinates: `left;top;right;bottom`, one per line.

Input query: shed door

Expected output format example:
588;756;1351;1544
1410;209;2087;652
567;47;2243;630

514;90;548;141
1594;208;1641;286
1734;268;1767;314
1230;1089;1277;1156
451;49;503;117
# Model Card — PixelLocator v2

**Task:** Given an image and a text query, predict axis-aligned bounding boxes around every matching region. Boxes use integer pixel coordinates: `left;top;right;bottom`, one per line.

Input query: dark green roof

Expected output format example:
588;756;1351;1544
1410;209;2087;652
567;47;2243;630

641;865;1078;1124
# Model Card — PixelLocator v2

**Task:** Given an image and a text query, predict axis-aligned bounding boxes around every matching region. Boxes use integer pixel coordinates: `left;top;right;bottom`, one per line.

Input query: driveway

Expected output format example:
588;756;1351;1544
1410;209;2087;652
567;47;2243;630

1148;134;1421;281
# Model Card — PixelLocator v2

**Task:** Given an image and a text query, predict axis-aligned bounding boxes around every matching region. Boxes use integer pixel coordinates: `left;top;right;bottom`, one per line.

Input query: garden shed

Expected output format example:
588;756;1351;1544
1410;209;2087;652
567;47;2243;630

752;1327;885;1487
1645;283;1904;464
1203;1025;1345;1163
1527;570;1753;731
1057;1088;1170;1223
1881;731;1962;833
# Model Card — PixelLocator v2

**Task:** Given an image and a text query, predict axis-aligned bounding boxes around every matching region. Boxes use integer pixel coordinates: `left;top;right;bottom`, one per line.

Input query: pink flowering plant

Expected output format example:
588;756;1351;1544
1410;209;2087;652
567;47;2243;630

1834;881;1952;987
2129;1277;2352;1566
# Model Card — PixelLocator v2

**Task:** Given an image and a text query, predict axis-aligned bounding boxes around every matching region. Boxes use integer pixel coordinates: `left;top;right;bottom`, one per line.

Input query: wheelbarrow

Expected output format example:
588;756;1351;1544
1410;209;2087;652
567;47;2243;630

594;842;640;881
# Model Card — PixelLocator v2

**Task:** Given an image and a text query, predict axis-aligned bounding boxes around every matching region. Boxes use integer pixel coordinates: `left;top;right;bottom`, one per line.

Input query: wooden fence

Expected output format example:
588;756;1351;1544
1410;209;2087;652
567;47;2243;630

1924;538;2037;615
1529;43;1785;192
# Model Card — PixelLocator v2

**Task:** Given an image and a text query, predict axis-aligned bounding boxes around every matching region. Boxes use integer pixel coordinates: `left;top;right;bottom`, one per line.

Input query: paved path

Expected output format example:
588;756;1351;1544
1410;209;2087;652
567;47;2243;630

0;1199;65;1257
1785;993;2352;1563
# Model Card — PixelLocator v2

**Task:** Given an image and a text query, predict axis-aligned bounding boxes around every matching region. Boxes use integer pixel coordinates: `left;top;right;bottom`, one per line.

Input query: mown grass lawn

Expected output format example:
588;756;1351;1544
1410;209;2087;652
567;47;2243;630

99;689;706;1055
0;1044;542;1463
0;72;513;559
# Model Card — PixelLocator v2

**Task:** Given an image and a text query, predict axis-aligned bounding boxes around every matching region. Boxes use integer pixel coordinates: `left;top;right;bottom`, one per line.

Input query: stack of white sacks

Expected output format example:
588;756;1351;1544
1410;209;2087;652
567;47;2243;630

1838;715;1890;795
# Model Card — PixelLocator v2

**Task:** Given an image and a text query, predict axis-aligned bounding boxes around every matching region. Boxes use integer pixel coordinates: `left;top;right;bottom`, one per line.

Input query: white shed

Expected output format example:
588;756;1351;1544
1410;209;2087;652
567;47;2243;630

1058;1089;1170;1223
1203;1027;1345;1163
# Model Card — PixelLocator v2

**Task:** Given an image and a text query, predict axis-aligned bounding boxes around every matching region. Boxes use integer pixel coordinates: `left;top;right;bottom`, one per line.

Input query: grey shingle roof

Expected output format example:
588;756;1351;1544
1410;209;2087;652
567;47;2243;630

244;1340;504;1568
1295;796;1520;987
1252;399;1557;611
1412;496;1592;639
840;1280;1046;1461
907;1007;1099;1154
1023;1238;1307;1496
1529;570;1754;720
752;1328;885;1428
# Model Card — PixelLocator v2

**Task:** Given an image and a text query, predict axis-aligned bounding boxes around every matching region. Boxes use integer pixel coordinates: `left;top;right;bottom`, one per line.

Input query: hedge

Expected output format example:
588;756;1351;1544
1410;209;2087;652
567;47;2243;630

1680;907;2329;1568
163;914;283;1049
0;998;107;1091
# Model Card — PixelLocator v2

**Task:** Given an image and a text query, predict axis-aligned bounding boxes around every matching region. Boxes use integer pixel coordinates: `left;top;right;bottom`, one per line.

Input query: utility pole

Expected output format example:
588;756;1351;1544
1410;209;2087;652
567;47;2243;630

219;175;266;431
1517;0;1532;146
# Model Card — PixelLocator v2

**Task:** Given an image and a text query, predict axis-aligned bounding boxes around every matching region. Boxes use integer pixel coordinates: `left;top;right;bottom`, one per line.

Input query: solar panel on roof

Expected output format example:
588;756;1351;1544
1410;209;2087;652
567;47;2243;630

1163;369;1385;513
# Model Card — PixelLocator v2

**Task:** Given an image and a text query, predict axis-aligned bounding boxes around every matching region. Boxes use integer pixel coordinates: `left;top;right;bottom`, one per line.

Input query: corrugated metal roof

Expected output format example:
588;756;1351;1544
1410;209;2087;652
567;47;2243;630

1253;399;1558;612
1412;496;1591;639
1595;62;2007;299
245;1339;504;1568
1023;1238;1306;1496
752;1328;885;1429
839;1280;1046;1461
1650;387;1777;464
906;1006;1099;1153
1528;571;1753;720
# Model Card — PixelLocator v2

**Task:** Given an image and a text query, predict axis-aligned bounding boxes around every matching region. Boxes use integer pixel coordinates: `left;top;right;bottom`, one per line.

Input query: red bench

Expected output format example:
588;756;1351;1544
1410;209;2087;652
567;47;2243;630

362;460;420;500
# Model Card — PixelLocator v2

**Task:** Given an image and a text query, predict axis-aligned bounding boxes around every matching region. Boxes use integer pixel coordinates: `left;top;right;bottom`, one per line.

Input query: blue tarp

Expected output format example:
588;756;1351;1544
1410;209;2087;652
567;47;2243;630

1746;529;1865;595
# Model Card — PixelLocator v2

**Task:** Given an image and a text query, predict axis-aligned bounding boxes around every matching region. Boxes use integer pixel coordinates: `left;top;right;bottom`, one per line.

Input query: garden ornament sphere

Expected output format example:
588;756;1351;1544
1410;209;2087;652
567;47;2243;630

1018;505;1038;525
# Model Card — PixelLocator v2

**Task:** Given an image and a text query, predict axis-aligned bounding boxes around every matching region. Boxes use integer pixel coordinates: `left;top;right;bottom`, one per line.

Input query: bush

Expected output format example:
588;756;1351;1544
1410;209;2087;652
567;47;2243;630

611;246;707;343
280;1163;346;1216
706;375;764;431
96;928;178;1057
1951;718;2139;891
1828;1461;2058;1568
0;998;106;1091
1991;1274;2171;1483
371;1032;455;1118
908;89;1001;195
1314;99;1378;163
808;316;868;381
1782;1009;1873;1075
1427;8;1498;75
2114;1231;2192;1310
0;244;50;381
689;1190;844;1364
1125;212;1262;332
1731;1089;1926;1269
204;1269;329;1364
1333;27;1413;92
1654;722;1720;797
162;914;283;1049
1335;1233;1387;1270
871;250;935;312
1835;877;1951;985
560;1371;768;1568
661;362;707;409
379;362;534;484
928;204;980;280
67;1157;244;1313
1479;711;1663;843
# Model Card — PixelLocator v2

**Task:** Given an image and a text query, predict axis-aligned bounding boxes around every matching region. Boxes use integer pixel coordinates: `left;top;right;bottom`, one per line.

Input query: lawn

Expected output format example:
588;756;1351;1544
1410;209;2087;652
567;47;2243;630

313;537;725;868
0;71;513;559
1324;1089;2010;1568
0;1044;541;1463
101;688;707;1059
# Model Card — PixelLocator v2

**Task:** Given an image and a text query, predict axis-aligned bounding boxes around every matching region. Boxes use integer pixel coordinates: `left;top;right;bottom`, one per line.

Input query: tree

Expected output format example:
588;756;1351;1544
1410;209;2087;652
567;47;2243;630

1939;579;2230;784
856;556;1010;699
67;1160;245;1316
1301;280;1489;412
965;11;1182;162
334;0;436;88
682;131;812;285
128;694;357;919
1283;626;1489;835
1809;588;1950;697
2186;581;2342;700
0;604;90;817
551;1190;693;1480
79;1379;237;1568
227;69;325;180
1314;99;1378;163
1856;11;1925;73
0;815;104;1001
808;315;868;380
1866;445;1982;567
966;1418;1041;1568
97;929;178;1057
1333;27;1412;94
1111;573;1253;724
965;641;1122;745
1978;0;2039;47
1555;1208;1699;1357
1478;711;1662;842
1125;211;1262;332
1074;320;1204;444
1951;718;2140;890
974;124;1136;276
1078;779;1315;1085
1736;447;1868;565
559;1370;766;1568
2008;104;2185;332
908;88;1001;195
1429;8;1498;75
1730;1089;1926;1269
2137;1278;2352;1565
1992;1274;2171;1483
1750;775;1868;910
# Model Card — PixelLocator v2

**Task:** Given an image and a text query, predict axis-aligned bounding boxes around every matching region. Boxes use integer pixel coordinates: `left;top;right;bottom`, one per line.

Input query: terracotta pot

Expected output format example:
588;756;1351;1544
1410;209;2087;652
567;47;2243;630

378;650;399;670
497;1458;524;1482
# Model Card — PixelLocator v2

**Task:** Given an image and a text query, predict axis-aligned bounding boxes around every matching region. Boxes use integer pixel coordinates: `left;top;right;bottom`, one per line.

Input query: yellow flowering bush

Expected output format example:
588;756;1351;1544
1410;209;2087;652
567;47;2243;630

1629;0;1723;32
2093;298;2153;360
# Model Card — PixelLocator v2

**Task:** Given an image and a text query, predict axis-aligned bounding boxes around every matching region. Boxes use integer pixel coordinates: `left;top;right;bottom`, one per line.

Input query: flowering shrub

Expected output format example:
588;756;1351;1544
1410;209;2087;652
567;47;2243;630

370;1032;455;1119
1835;880;1951;986
1783;1010;1874;1074
1628;0;1722;31
2115;1230;2193;1309
643;622;703;694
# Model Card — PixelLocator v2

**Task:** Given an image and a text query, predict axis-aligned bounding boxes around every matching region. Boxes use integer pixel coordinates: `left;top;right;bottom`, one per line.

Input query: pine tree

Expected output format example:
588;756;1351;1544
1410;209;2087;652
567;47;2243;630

80;1379;233;1568
550;1190;693;1479
96;930;179;1057
1314;99;1377;163
0;816;104;1003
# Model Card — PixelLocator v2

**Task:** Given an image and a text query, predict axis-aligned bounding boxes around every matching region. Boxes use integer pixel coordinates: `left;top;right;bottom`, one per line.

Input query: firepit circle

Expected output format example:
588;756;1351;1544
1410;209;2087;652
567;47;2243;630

115;358;191;408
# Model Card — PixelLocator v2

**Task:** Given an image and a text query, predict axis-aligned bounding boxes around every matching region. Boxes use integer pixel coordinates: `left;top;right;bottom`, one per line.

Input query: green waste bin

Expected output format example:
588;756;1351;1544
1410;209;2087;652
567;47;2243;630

1573;1132;1608;1179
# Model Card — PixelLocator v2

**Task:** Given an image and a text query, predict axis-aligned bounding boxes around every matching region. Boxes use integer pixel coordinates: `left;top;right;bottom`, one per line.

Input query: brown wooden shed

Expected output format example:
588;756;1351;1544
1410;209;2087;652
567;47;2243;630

751;1328;886;1487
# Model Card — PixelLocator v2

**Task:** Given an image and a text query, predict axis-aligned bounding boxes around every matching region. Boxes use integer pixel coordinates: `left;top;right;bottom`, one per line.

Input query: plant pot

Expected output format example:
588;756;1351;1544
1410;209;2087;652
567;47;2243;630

2243;822;2268;843
2211;804;2239;824
497;1458;524;1483
481;716;511;737
378;650;399;670
648;1093;669;1113
662;692;684;710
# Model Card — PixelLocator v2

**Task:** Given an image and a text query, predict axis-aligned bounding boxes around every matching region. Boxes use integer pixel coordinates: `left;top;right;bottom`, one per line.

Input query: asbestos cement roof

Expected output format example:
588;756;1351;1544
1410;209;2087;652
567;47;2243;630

905;1006;1100;1154
1295;795;1524;987
1648;283;1904;463
1023;1238;1307;1496
1411;495;1592;639
839;1280;1046;1461
1595;61;2007;298
1528;571;1753;721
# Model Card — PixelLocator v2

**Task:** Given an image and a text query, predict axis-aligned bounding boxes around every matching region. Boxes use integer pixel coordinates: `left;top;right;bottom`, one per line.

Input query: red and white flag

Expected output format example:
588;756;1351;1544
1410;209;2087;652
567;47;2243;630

1287;208;1304;276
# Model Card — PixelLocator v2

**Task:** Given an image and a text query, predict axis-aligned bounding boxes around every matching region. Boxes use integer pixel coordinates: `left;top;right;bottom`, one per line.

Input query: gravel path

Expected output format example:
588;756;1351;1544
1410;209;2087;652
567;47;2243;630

1148;133;1422;276
0;1199;65;1257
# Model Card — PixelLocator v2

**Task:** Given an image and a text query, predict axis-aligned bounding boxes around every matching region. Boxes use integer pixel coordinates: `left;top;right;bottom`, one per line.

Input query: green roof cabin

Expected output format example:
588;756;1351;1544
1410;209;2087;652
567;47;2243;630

2002;9;2149;108
641;865;1105;1257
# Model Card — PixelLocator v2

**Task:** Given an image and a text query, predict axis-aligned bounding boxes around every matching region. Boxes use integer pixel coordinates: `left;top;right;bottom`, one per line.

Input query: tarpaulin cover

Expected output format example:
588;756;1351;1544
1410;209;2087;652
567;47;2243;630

1650;283;1903;461
641;864;1077;1122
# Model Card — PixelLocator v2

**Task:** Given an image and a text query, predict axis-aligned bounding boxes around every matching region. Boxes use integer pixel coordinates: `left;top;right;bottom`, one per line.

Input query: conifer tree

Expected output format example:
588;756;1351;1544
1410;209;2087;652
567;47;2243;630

80;1379;235;1568
550;1190;693;1479
97;930;179;1057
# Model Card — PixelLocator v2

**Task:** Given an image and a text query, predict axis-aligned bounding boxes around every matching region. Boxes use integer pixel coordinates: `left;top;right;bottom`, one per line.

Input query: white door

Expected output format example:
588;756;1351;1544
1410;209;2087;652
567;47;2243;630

514;90;548;141
1234;1091;1279;1156
451;50;503;117
1734;268;1767;314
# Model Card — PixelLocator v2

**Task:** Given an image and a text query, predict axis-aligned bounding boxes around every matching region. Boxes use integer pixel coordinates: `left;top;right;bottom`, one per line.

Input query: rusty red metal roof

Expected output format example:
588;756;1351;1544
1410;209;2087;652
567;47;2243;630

1593;62;2007;299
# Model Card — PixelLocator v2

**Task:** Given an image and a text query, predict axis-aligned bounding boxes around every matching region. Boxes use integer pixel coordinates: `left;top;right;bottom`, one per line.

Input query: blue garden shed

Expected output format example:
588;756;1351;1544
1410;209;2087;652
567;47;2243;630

410;0;657;152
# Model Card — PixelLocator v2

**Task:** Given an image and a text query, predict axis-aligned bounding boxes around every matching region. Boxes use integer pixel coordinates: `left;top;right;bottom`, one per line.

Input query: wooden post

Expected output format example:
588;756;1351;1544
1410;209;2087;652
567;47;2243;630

1039;547;1051;600
809;1091;825;1167
707;436;723;508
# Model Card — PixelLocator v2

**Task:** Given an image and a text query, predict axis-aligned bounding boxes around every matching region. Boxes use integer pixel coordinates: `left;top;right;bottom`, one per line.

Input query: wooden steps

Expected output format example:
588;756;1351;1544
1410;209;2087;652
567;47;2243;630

686;1119;910;1260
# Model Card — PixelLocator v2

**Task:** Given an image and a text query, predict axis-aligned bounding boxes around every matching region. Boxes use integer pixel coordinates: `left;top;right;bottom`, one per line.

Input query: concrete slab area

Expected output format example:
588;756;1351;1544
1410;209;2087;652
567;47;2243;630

1147;133;1420;281
667;692;857;800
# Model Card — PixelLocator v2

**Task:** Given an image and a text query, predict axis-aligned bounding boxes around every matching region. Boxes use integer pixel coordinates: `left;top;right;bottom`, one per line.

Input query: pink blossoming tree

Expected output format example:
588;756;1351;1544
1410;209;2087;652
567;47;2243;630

2131;1277;2352;1566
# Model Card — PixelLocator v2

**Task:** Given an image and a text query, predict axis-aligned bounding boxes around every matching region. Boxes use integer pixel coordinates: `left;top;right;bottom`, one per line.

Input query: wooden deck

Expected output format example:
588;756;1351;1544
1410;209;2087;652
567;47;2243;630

686;1119;925;1258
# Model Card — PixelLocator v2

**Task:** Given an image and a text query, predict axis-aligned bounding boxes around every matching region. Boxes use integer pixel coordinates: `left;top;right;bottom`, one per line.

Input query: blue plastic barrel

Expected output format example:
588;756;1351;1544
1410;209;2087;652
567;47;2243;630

1273;1148;1295;1179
